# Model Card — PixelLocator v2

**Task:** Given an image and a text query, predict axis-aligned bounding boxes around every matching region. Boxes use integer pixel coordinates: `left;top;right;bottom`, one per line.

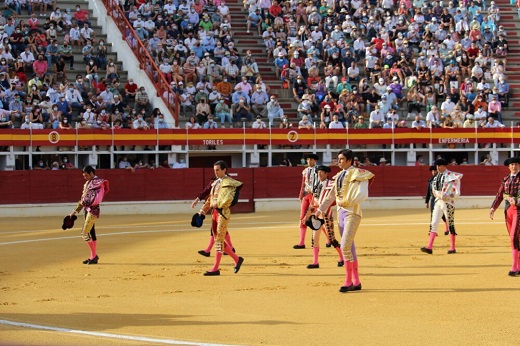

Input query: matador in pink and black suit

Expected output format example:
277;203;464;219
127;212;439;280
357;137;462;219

490;157;520;276
70;165;109;265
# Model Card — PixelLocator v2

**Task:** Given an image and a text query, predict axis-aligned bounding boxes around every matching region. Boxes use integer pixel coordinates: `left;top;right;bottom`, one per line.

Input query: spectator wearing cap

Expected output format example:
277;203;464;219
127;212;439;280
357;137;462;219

298;115;313;130
426;106;443;128
274;52;289;78
389;77;404;100
354;115;368;129
252;115;267;129
320;104;333;127
463;114;476;128
247;8;263;34
56;95;72;123
297;94;313;119
335;77;351;94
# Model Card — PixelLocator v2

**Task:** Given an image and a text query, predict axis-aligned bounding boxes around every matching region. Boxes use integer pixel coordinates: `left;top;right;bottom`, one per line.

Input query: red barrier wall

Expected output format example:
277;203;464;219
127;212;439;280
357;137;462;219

0;166;507;208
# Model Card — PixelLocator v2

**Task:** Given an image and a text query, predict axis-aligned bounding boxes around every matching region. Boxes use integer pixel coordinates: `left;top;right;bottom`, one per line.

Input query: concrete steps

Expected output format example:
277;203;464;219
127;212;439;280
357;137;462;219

14;0;127;82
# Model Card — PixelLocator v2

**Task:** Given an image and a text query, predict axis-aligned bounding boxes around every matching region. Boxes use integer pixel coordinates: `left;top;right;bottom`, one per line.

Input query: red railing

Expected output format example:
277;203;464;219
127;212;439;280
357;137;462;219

99;0;179;124
1;128;520;147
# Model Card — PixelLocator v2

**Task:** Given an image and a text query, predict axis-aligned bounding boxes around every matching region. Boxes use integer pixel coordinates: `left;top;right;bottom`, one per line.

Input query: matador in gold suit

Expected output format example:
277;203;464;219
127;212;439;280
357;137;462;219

199;160;244;276
317;150;374;293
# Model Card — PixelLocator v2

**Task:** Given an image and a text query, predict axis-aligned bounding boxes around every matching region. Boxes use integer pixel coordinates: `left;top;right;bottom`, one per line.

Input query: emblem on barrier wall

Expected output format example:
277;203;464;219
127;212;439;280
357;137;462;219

287;130;299;143
48;131;60;144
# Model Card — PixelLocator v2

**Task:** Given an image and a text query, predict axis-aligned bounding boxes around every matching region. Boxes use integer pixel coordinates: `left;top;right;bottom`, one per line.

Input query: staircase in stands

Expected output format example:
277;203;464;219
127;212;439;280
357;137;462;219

227;0;298;120
17;0;127;95
496;0;519;122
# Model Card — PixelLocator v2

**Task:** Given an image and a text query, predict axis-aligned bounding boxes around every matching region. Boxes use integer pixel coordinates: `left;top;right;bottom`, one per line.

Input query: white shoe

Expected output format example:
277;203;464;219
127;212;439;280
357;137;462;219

247;30;250;33
221;124;225;128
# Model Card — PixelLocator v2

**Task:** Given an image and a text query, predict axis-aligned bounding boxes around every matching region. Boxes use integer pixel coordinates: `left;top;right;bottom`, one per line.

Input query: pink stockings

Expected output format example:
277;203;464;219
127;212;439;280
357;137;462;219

210;243;239;272
86;240;97;260
343;260;360;287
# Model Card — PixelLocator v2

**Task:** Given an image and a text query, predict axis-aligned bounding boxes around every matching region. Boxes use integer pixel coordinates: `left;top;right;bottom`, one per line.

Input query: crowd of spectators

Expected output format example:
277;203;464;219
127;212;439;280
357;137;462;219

0;2;171;131
126;0;288;128
255;0;514;129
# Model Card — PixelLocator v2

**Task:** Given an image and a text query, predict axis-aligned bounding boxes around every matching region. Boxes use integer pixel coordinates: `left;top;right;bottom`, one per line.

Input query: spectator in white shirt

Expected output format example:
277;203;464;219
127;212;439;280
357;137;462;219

329;114;345;129
369;105;385;128
412;115;427;129
483;117;505;128
441;96;455;116
426;106;442;128
252;115;267;129
163;0;177;15
266;96;284;126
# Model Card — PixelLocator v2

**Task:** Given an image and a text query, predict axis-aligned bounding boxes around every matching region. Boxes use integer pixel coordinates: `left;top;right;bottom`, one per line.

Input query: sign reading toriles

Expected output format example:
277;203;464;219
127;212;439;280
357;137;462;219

203;139;224;146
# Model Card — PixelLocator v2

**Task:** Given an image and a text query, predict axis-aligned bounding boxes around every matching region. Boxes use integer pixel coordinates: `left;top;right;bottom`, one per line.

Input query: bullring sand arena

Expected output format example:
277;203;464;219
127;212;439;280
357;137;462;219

1;209;519;346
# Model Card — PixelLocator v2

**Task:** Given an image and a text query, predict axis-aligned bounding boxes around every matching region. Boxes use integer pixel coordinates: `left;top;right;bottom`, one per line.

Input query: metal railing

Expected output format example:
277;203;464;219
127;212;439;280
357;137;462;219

1;127;520;147
99;0;178;124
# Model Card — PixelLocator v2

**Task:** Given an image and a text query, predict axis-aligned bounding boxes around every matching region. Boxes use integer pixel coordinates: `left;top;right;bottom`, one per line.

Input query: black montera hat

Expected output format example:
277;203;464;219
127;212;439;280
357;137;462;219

191;213;205;228
316;165;331;173
304;153;320;161
305;215;325;231
504;157;520;166
434;159;448;166
62;215;77;230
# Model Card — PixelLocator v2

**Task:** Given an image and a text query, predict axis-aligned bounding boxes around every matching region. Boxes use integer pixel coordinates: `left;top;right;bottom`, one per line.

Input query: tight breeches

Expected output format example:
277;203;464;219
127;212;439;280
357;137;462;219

505;205;520;250
212;209;230;252
338;208;361;262
81;212;97;241
312;209;340;248
300;194;313;227
431;200;456;234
